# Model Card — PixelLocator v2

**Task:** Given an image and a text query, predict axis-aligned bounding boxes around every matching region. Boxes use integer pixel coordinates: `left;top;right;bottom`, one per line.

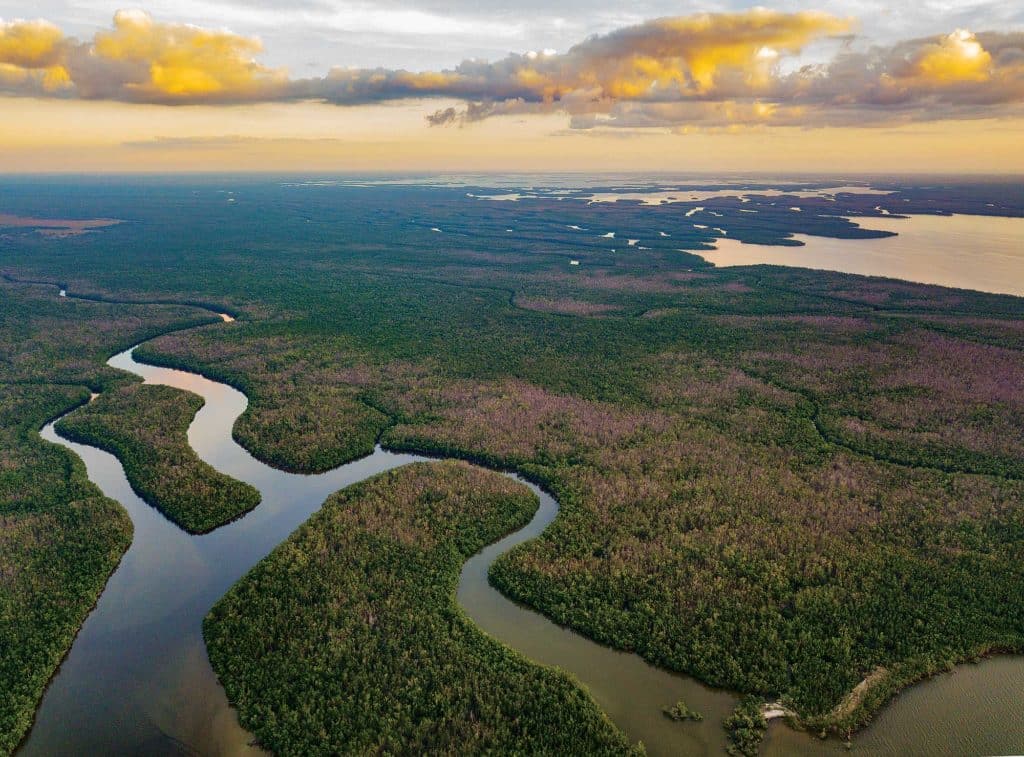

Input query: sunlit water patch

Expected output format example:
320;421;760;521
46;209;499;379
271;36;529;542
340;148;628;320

700;213;1024;297
578;186;893;205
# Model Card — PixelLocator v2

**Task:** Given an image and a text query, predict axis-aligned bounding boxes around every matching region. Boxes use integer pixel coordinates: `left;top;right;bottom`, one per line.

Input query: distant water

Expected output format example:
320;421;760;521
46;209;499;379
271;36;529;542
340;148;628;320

700;214;1024;297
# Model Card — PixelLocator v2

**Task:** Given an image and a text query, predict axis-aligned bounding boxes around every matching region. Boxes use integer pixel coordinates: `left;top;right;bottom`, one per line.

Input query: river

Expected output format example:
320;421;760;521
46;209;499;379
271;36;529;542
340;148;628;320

19;283;1024;755
21;325;735;755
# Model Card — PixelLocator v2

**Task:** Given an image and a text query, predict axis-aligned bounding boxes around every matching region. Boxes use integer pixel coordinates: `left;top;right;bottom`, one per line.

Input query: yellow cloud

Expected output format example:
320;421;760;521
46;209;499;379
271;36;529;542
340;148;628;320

507;10;853;100
0;18;64;68
41;64;70;91
394;70;461;93
647;10;852;91
91;9;287;100
0;9;1020;132
0;60;69;94
906;29;992;83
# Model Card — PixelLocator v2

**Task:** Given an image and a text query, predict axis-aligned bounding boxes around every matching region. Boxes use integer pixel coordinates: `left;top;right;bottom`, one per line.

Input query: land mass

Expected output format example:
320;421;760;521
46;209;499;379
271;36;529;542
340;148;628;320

56;382;261;533
2;177;1023;754
204;462;633;755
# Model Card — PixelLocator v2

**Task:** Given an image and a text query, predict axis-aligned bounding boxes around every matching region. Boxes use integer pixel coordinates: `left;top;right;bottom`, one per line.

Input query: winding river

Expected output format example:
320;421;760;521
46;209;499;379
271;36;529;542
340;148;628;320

20;305;735;755
19;290;1024;756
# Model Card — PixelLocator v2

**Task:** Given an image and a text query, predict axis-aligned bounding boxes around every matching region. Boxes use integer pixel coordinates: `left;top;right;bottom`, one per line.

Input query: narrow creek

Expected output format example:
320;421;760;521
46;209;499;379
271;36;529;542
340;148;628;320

19;291;1024;756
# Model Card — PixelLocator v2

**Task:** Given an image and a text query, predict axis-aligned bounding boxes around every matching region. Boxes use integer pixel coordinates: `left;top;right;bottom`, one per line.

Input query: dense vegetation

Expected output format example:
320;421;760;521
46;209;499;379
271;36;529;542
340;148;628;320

3;176;1024;751
724;697;767;757
663;699;702;722
0;384;132;754
204;461;634;754
56;383;261;533
0;280;220;753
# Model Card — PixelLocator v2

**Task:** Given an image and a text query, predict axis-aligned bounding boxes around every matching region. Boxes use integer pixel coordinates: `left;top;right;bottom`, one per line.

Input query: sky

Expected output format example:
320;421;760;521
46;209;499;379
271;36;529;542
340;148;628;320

1;0;1022;173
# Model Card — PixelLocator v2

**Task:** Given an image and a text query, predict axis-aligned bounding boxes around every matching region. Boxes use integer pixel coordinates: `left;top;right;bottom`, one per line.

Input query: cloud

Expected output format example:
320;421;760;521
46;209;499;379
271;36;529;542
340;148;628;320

121;134;349;148
309;10;854;106
0;18;64;67
0;18;71;94
525;25;1024;129
0;9;1022;128
87;9;288;100
0;10;288;102
750;29;1024;126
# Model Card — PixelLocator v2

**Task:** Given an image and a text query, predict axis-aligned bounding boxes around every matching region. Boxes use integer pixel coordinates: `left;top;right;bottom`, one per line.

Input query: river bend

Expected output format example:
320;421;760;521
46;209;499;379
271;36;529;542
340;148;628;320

21;317;733;755
20;290;1024;756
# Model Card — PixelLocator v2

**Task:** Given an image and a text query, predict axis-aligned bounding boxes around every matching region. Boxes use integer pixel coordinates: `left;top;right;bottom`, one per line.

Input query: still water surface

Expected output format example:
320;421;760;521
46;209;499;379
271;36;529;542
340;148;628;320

22;297;1024;755
765;656;1024;755
702;213;1024;297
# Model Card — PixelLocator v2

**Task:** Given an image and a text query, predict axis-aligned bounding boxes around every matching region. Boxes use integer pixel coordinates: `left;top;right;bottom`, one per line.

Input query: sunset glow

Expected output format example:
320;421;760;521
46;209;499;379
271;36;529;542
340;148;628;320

1;3;1022;171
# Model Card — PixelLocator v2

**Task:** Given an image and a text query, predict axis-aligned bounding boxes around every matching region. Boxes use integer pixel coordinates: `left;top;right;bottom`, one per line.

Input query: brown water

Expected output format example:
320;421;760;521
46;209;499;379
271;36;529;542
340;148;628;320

24;325;734;755
765;656;1024;756
23;287;1024;756
701;213;1024;297
459;486;735;755
26;346;426;755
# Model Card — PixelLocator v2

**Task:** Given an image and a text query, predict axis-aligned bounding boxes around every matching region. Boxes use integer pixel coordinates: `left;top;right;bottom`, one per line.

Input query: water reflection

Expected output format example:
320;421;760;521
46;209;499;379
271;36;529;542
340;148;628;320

702;213;1024;297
